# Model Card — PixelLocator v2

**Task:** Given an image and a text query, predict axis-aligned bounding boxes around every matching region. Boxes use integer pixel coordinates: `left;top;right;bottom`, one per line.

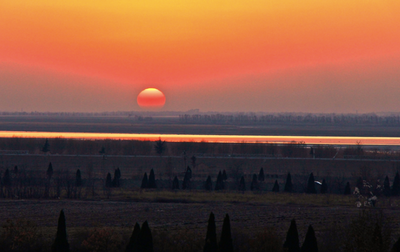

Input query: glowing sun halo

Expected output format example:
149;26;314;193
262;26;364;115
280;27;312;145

137;88;166;109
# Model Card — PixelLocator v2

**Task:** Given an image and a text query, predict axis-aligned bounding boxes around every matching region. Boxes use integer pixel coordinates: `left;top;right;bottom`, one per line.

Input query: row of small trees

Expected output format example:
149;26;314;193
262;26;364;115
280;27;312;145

3;162;400;199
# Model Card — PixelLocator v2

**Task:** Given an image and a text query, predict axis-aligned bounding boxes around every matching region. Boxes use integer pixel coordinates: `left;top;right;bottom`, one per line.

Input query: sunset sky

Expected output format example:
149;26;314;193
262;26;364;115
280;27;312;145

1;0;400;112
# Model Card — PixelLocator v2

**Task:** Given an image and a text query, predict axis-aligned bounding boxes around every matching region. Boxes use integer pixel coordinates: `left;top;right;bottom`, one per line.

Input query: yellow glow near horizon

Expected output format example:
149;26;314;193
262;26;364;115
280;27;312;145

0;131;400;145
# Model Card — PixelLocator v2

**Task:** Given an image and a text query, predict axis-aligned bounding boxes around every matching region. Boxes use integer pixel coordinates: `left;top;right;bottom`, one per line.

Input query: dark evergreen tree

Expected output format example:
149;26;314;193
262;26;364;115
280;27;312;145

148;169;157;189
137;221;153;252
52;209;69;252
186;166;193;179
306;173;317;194
356;177;363;193
172;176;179;190
13;165;18;174
272;180;279;192
284;172;293;193
215;171;224;191
47;162;54;179
191;155;197;169
141;173;148;189
182;170;191;190
301;225;318;252
238;176;245;192
99;146;106;155
112;168;121;187
126;223;140;252
222;170;227;181
392;236;400;252
250;174;259;191
205;176;213;191
3;168;11;187
42;139;50;153
105;173;112;188
383;176;391;197
320;179;328;194
75;169;82;187
283;219;300;252
344;182;351;195
154;138;166;155
392;172;400;196
258;167;265;182
219;214;233;252
204;212;218;252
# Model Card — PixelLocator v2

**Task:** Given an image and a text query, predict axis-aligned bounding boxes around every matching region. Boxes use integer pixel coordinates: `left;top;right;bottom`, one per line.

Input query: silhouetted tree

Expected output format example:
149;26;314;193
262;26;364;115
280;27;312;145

99;146;106;155
186;166;192;179
238;176;245;192
392;172;400;196
250;174;259;191
301;225;318;252
258;167;264;182
215;171;224;191
112;168;121;187
284;172;293;193
191;155;197;169
148;169;157;189
47;162;54;179
222;170;227;181
272;180;279;192
13;165;18;175
75;169;82;187
306;173;317;194
172;176;179;190
204;212;218;252
205;176;213;191
141;173;148;189
344;182;351;195
42;139;50;153
219;214;233;252
182;169;191;190
137;221;153;252
126;223;140;252
105;173;112;188
154;138;166;155
52;209;69;252
283;219;300;252
320;179;328;194
383;176;391;197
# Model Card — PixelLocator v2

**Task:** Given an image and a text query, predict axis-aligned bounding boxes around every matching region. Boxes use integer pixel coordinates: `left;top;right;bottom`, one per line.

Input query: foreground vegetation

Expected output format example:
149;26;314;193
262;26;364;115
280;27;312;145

1;207;400;252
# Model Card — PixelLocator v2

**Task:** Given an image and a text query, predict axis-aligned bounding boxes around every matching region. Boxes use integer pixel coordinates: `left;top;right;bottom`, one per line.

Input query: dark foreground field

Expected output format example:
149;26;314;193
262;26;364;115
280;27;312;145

1;193;400;252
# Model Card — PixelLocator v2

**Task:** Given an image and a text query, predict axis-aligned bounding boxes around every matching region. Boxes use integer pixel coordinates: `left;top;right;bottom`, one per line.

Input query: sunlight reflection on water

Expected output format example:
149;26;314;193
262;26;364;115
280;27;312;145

0;131;400;146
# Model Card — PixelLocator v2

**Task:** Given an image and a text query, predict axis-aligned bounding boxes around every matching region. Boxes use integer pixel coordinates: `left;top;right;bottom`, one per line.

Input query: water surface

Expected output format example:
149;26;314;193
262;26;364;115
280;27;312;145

1;131;400;146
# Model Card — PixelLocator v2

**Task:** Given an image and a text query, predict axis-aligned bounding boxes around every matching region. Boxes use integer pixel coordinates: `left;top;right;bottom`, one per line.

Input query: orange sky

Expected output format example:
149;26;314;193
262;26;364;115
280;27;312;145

1;0;400;112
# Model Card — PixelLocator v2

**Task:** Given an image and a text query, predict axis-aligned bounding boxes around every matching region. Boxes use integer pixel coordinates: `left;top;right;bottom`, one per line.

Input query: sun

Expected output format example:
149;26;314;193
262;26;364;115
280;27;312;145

137;88;166;109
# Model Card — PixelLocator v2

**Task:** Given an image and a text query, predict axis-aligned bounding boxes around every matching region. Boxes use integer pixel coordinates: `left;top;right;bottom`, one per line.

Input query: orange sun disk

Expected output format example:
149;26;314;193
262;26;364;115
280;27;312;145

137;88;166;108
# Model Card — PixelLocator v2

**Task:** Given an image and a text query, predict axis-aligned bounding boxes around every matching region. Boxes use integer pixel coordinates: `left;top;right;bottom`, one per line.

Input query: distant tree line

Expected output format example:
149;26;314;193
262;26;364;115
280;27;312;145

2;158;400;203
179;113;400;126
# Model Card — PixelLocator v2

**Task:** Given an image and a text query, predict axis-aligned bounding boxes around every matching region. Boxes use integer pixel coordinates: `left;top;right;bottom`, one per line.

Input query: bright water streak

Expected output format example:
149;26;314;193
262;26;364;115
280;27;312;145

0;131;400;146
